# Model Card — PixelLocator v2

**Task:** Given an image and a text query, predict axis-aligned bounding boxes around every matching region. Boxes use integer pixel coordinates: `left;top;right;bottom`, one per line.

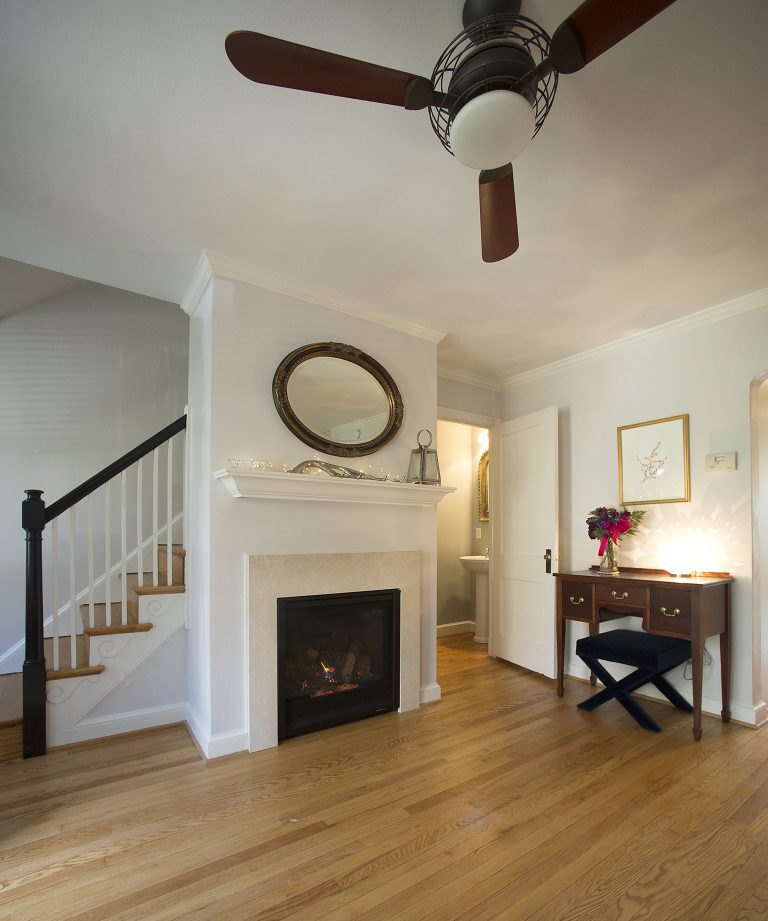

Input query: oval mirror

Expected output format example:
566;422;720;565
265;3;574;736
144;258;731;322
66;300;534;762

272;342;404;457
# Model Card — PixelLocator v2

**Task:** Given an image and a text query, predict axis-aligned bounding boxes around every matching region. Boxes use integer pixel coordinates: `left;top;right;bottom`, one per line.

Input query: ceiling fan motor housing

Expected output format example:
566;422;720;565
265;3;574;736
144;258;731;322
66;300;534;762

448;42;537;108
429;13;557;166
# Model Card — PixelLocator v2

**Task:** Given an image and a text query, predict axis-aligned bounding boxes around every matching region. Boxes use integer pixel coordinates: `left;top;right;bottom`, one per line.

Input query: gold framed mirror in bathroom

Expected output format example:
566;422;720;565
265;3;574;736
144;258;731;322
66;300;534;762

478;450;489;521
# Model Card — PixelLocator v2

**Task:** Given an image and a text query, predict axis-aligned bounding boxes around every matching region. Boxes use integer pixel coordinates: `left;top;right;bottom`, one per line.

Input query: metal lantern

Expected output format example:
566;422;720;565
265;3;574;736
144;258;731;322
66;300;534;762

406;429;441;485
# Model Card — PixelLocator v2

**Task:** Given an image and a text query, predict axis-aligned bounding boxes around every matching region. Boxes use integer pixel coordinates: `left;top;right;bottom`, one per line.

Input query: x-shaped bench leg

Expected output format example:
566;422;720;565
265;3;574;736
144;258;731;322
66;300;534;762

576;657;663;732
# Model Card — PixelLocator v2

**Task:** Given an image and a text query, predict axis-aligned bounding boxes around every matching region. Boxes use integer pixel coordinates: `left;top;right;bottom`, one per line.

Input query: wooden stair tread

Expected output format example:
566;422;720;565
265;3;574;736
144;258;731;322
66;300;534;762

47;664;106;680
84;623;153;636
131;584;186;596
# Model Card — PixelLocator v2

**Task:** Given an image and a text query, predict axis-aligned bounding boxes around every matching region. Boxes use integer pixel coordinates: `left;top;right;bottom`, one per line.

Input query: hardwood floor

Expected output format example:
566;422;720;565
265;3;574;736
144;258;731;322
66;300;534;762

2;634;768;920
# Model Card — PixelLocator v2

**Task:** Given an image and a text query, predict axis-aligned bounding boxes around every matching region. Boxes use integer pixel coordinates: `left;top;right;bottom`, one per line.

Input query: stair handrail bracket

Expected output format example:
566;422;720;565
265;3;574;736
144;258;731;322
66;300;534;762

20;414;187;759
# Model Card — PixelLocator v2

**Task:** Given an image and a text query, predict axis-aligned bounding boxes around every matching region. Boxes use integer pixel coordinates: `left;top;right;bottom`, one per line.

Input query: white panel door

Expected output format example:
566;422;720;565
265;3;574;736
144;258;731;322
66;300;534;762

490;406;558;678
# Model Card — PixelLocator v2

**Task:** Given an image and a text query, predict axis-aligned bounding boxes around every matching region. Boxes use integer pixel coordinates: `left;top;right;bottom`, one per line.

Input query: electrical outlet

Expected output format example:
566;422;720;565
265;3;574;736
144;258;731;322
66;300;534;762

475;527;482;539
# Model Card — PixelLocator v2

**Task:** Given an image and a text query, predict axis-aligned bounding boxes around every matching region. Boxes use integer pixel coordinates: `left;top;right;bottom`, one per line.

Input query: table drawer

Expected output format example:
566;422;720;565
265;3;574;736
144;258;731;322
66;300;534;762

562;582;591;619
648;589;692;636
594;581;647;608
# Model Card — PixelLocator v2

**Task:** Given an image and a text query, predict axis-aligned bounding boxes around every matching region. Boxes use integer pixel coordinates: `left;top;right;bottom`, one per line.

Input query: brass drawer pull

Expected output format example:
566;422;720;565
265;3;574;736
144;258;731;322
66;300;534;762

660;606;681;617
611;590;629;600
569;595;585;605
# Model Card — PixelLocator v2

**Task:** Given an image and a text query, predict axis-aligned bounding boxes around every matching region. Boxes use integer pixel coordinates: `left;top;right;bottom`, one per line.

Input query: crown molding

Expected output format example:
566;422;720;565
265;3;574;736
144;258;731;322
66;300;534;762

180;251;214;317
502;286;768;390
437;406;500;428
437;365;503;392
182;251;446;343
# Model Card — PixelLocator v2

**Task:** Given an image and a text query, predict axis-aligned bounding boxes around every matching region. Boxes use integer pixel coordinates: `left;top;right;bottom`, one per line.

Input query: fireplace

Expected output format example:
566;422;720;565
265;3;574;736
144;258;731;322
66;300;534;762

277;589;400;740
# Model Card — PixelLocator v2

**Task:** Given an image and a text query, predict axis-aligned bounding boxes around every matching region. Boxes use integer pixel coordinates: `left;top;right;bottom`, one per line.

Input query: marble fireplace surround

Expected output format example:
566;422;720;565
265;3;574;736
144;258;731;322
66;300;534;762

247;551;422;752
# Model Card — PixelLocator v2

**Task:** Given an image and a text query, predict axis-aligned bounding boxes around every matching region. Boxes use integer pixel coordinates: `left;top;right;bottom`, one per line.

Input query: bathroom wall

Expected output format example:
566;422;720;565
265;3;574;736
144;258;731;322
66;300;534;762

470;426;490;557
436;420;473;629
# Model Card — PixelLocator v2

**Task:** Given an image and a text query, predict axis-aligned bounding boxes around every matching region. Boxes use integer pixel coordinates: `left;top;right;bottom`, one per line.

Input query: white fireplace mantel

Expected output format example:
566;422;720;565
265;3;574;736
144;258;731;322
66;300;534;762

213;469;455;507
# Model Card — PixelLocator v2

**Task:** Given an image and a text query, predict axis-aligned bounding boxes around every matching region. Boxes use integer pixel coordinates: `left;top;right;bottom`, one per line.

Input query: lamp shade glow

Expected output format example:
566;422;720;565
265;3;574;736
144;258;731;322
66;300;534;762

450;89;535;170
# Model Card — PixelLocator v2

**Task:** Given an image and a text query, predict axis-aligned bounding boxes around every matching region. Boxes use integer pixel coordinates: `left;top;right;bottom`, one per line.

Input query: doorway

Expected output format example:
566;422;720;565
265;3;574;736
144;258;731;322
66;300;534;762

435;420;490;645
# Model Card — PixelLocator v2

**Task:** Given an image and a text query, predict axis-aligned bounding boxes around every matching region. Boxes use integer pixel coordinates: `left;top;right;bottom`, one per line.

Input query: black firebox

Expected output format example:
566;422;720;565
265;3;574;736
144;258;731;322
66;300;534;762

277;589;400;741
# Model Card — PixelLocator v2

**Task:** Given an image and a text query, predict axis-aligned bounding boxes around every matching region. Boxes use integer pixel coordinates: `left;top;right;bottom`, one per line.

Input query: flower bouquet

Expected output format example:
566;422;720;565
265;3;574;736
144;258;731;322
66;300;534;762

586;506;645;574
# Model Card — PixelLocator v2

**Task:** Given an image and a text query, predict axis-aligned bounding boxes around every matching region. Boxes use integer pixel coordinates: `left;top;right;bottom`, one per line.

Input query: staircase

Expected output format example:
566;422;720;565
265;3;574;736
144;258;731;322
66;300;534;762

45;545;186;748
19;414;188;758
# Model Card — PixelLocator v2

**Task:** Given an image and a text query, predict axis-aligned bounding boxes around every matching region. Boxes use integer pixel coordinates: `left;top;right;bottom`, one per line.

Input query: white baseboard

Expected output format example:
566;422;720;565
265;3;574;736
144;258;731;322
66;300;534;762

421;681;442;704
437;620;475;637
186;708;249;759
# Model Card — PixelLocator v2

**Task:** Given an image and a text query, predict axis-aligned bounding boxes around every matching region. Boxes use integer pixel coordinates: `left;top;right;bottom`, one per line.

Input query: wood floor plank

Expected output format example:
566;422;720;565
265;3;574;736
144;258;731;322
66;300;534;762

2;636;767;920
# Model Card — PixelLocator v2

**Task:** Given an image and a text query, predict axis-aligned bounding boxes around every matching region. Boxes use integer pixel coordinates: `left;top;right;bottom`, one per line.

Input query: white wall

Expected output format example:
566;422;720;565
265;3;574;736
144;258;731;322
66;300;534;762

0;283;188;660
186;272;440;756
501;299;768;724
437;375;501;424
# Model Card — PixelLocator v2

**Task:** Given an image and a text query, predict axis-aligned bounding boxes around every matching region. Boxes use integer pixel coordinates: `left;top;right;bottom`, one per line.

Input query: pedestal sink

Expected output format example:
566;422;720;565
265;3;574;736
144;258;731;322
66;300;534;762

459;555;489;644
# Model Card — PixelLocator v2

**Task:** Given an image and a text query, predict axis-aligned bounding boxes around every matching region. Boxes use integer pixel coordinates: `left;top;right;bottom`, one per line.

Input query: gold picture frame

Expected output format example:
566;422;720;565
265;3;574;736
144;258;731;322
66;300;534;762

617;414;690;505
478;450;489;521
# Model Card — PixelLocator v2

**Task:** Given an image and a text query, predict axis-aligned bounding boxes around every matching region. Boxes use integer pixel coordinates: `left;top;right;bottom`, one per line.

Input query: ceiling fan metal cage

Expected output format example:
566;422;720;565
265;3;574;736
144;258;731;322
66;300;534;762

429;14;557;158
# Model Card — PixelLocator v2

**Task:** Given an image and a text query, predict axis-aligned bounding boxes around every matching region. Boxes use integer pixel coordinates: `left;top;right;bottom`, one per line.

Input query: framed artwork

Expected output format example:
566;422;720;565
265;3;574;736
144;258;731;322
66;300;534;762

617;414;690;505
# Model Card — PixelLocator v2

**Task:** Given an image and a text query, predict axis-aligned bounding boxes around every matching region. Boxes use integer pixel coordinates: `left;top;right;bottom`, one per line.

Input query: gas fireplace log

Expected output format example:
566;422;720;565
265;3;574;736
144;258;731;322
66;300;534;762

343;639;363;681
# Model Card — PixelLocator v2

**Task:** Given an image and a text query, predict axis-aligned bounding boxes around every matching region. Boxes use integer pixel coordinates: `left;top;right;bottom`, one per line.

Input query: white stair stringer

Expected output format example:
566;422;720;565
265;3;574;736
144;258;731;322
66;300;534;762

46;592;186;748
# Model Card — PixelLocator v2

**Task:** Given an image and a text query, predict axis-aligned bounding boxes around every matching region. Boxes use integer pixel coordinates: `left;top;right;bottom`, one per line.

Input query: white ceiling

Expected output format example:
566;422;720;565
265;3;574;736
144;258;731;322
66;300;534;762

1;0;767;382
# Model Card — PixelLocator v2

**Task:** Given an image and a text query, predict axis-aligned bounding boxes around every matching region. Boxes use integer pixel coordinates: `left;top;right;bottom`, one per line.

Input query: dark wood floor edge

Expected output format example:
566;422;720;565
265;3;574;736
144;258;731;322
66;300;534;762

0;718;22;729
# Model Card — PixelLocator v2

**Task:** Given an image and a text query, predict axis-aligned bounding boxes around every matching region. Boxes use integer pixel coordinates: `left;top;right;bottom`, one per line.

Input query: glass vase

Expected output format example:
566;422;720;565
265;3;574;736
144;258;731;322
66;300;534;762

598;538;619;575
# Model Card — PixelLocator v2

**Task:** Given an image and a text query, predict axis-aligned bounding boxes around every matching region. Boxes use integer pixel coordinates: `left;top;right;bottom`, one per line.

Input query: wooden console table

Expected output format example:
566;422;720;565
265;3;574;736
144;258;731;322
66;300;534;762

554;568;733;740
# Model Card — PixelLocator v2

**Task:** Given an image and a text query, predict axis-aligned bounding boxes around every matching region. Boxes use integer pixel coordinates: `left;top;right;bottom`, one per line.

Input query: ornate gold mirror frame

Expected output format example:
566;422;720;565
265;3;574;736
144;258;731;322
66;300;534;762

478;450;489;521
272;342;404;458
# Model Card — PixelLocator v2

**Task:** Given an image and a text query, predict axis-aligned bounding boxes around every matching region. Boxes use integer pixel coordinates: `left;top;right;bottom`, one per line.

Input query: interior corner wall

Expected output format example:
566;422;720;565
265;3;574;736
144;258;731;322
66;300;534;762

0;283;189;664
501;299;768;724
192;275;439;754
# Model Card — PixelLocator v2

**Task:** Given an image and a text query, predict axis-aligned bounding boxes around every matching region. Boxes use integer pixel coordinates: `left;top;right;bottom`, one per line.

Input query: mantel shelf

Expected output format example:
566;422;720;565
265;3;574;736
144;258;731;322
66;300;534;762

213;469;456;507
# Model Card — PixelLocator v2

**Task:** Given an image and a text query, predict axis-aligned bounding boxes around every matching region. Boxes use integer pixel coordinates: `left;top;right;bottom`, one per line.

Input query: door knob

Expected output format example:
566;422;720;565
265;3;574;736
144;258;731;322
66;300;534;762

543;548;552;574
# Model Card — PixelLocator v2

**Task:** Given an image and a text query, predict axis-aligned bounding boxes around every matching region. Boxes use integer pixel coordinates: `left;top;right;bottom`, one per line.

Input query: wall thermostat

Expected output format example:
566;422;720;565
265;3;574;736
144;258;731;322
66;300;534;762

705;451;737;471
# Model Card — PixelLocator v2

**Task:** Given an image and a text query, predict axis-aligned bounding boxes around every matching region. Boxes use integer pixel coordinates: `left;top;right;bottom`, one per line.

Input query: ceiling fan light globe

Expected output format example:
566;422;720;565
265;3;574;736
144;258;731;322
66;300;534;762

450;90;535;170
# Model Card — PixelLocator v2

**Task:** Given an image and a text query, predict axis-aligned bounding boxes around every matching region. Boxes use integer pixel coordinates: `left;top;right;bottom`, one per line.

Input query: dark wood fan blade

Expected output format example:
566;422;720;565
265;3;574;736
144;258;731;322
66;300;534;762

548;0;678;74
225;31;435;110
479;166;519;263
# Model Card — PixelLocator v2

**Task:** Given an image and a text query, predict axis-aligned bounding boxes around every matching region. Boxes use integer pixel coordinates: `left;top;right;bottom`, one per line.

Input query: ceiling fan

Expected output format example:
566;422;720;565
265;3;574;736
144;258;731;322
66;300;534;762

225;0;677;263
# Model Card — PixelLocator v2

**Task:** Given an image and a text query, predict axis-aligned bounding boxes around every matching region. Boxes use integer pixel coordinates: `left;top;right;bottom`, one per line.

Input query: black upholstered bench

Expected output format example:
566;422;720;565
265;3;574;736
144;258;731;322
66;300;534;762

575;629;693;733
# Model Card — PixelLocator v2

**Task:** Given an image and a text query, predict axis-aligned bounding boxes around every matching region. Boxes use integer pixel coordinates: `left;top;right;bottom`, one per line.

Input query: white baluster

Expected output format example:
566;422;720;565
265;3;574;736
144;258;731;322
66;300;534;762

51;518;60;673
104;481;112;626
166;436;173;585
152;448;159;586
87;492;95;629
136;457;144;588
121;470;128;625
69;507;77;671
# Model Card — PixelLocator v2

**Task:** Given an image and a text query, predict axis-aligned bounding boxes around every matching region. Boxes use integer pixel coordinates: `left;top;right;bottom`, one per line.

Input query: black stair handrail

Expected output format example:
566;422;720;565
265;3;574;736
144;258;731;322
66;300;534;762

22;413;187;759
45;414;187;523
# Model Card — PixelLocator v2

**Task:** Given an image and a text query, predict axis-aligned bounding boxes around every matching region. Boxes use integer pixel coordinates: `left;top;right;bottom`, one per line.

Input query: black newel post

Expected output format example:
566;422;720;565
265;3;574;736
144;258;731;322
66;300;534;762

22;489;47;758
